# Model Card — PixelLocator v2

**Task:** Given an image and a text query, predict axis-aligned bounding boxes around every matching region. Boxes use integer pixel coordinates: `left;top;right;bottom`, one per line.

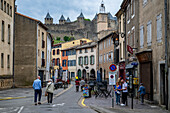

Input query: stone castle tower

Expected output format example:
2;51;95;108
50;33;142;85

44;0;117;41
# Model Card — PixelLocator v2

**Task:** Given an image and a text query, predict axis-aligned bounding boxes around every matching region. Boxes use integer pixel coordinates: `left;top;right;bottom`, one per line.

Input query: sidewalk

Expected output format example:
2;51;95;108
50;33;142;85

0;85;67;101
84;94;170;113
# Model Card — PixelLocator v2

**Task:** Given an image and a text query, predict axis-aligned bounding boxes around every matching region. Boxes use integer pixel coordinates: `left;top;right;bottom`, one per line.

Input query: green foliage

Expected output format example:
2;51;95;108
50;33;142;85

84;18;91;21
56;37;61;41
53;40;65;44
63;36;70;42
70;36;75;41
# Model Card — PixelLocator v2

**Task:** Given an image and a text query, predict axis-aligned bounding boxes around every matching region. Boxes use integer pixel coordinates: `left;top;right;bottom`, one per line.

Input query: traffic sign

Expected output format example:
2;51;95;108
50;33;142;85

109;64;117;72
109;72;116;85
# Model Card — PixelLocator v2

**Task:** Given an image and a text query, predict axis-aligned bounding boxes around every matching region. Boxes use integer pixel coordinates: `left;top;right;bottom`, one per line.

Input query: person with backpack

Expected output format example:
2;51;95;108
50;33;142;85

45;79;55;104
138;83;146;104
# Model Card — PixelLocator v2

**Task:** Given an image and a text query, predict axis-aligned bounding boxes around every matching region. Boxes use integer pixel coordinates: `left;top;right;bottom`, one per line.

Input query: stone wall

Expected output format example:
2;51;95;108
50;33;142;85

0;76;13;89
14;13;37;86
45;19;98;41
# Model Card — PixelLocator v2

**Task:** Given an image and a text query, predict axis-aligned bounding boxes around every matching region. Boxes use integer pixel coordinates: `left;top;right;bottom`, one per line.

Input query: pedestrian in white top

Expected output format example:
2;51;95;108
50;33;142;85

45;79;55;104
120;79;128;106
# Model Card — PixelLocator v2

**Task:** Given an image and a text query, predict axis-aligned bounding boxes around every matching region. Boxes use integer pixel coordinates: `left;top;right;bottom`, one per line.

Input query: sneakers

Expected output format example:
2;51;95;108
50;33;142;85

120;104;125;106
35;103;37;105
38;102;41;105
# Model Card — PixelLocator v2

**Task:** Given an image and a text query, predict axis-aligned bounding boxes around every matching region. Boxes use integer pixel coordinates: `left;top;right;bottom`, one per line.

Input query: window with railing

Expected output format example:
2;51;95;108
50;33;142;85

84;56;88;65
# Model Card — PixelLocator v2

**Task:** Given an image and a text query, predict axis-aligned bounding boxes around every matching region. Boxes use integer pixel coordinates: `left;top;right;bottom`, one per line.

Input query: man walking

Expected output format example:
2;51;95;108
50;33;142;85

138;83;146;104
121;79;128;106
33;76;42;105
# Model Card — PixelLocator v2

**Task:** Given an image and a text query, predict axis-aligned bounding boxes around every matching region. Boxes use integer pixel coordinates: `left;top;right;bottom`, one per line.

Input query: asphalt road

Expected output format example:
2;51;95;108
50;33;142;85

0;85;97;113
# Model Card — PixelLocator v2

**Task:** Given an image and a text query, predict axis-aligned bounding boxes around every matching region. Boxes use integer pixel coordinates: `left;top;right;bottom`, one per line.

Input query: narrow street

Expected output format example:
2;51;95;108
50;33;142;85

0;84;97;113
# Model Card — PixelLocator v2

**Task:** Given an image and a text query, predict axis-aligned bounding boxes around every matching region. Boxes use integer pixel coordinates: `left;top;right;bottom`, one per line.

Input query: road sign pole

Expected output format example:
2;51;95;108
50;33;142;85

112;85;114;108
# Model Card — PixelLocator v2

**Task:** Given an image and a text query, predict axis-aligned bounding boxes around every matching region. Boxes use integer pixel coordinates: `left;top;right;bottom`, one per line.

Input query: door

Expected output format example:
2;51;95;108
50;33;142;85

39;70;44;87
140;62;153;100
160;64;165;105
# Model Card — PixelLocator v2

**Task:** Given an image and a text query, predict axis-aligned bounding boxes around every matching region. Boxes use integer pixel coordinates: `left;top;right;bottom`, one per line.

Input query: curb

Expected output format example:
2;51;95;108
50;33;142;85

42;84;73;104
78;97;88;108
0;84;73;101
89;105;116;113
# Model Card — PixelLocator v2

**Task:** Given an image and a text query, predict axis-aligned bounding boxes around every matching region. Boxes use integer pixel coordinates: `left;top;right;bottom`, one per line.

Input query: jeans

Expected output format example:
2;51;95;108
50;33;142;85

47;92;53;103
76;86;79;92
34;89;42;103
122;92;128;105
141;94;144;103
115;93;120;104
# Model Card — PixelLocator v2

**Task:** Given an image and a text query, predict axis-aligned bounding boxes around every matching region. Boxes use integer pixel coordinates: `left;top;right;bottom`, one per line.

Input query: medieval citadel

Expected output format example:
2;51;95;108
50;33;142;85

44;1;117;41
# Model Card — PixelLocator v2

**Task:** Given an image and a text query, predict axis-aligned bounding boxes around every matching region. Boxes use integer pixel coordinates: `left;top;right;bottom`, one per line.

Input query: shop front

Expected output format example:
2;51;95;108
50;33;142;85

136;50;153;101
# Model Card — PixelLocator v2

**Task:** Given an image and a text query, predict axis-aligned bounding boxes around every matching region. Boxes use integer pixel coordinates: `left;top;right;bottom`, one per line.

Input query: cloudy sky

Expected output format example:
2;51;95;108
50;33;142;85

16;0;123;24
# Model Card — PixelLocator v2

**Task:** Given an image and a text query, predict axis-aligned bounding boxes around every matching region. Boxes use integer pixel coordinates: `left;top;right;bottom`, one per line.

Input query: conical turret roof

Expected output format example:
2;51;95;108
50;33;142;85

45;12;52;19
66;17;71;22
59;15;65;21
78;12;84;18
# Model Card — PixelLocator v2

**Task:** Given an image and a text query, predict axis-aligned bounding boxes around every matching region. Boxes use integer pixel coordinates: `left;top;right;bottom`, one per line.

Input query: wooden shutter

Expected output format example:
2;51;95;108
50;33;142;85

140;26;144;48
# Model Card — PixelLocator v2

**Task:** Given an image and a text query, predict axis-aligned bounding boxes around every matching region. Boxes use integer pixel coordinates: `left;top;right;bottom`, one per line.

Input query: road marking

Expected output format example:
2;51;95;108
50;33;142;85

78;97;88;108
81;98;86;107
0;96;26;101
18;106;24;113
56;103;65;106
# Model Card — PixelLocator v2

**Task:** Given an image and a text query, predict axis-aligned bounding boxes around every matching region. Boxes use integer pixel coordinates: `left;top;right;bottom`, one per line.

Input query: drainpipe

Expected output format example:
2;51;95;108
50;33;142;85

12;0;16;88
36;22;40;78
164;0;168;110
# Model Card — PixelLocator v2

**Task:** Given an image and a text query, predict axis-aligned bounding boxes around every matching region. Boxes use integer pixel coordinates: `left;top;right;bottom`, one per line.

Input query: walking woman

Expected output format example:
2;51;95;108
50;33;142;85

45;79;55;104
114;82;121;105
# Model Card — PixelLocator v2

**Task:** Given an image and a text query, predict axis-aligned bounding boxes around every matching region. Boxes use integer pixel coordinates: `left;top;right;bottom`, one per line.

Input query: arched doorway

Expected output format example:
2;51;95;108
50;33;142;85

82;69;86;79
77;69;81;79
100;68;102;81
90;69;96;80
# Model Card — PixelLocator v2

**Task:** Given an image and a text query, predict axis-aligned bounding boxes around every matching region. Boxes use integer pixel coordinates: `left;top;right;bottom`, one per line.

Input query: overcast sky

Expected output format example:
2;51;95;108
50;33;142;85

16;0;123;24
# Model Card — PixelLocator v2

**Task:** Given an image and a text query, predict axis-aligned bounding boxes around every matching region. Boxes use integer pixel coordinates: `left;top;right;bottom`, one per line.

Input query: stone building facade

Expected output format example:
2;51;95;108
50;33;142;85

137;0;166;104
115;9;126;81
0;0;15;89
120;0;167;106
44;1;117;41
98;32;115;80
14;12;49;87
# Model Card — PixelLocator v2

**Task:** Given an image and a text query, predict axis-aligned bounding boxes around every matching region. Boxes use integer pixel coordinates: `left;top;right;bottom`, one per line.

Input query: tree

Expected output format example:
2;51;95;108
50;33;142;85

56;37;60;41
63;36;70;42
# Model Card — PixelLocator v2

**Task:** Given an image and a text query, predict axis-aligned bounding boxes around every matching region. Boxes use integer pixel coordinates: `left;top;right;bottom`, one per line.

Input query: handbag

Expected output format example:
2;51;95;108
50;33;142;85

45;83;52;96
45;92;48;96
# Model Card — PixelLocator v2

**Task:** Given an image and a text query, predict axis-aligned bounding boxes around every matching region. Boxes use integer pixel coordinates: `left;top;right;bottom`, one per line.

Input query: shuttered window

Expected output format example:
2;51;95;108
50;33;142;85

111;52;113;61
147;21;152;46
104;54;105;62
140;26;144;48
157;14;162;42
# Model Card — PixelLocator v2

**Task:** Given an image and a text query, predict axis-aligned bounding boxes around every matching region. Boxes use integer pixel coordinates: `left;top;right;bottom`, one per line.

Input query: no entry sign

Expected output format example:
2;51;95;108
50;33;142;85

109;64;117;72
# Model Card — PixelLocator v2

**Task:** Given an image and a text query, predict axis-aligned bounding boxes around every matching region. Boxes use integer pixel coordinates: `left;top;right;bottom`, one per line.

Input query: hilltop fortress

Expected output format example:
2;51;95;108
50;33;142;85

44;1;117;41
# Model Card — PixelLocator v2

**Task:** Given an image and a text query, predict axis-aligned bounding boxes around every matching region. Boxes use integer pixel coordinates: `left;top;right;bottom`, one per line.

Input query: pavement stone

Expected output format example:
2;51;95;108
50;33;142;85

85;94;170;113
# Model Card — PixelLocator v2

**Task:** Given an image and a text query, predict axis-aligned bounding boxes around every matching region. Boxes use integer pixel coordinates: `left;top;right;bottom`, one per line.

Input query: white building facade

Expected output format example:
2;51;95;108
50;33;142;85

76;42;97;80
